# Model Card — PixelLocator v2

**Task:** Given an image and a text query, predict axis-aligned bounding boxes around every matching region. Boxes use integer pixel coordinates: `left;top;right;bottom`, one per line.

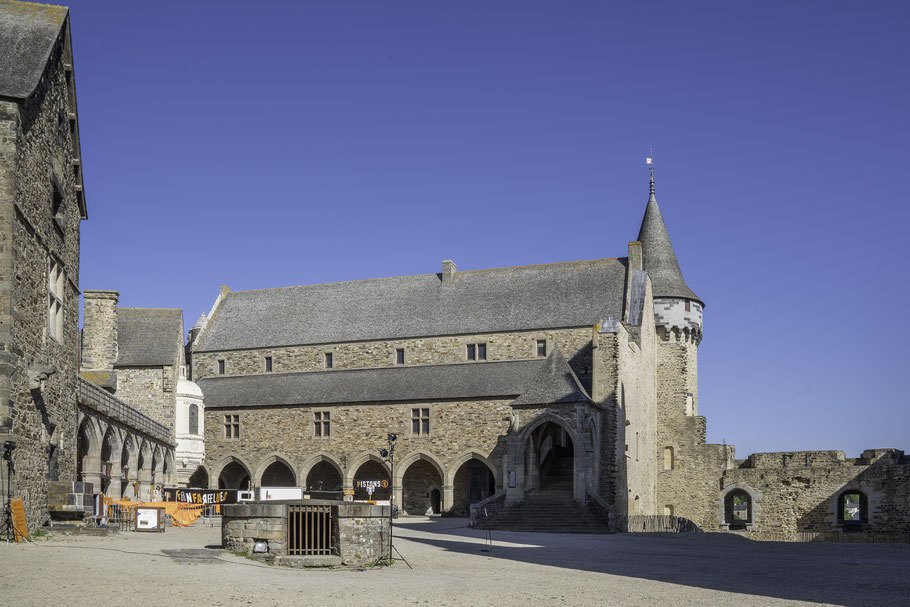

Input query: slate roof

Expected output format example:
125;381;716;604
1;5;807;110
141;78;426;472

115;308;183;367
199;359;548;409
0;1;67;99
510;347;591;406
196;259;628;351
636;187;703;304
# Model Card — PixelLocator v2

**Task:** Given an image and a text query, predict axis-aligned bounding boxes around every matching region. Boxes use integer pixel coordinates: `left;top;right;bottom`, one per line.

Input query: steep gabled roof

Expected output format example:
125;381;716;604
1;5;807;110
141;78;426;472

636;183;702;304
510;346;591;407
198;359;547;408
195;259;628;351
0;1;67;99
115;308;183;367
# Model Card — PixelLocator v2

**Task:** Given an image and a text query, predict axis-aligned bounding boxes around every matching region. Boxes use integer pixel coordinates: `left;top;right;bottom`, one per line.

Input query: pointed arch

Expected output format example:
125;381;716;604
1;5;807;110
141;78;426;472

77;416;103;457
299;452;344;482
516;411;580;447
210;454;253;486
394;450;445;486
344;452;390;486
445;451;499;487
253;452;298;486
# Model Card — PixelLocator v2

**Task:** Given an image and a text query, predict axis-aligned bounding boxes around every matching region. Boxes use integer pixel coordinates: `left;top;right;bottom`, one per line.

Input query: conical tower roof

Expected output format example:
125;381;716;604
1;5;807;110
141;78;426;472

636;177;703;305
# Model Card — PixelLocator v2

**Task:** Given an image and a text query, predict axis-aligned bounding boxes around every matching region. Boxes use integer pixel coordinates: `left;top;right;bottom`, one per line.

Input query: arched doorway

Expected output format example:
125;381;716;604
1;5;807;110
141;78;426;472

532;422;574;493
261;460;296;487
188;466;208;488
306;461;342;492
352;460;389;501
401;458;443;515
100;430;117;496
218;461;251;491
451;458;495;516
120;439;135;498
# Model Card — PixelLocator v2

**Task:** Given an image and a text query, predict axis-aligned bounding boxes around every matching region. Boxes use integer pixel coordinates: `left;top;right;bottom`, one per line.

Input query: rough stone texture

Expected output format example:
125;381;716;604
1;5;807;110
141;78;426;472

222;501;387;566
0;17;82;531
81;290;119;371
193;327;594;387
115;366;177;433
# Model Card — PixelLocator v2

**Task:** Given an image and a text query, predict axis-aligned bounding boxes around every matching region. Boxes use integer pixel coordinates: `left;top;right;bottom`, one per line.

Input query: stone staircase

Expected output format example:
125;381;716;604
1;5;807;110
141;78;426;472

475;491;610;534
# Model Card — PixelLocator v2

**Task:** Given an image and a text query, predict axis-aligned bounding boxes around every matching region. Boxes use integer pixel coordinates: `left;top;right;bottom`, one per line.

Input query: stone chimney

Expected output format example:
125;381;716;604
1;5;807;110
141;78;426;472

81;290;119;371
442;260;457;284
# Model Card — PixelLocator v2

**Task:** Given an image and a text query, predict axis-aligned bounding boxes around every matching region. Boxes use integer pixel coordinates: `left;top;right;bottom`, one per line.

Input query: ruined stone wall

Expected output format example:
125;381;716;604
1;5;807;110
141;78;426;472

193;327;594;387
718;449;910;537
0;31;82;530
204;398;513;498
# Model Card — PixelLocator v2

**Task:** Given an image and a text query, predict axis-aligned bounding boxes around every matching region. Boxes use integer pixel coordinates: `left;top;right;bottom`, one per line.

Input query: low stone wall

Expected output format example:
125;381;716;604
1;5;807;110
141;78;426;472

222;500;388;566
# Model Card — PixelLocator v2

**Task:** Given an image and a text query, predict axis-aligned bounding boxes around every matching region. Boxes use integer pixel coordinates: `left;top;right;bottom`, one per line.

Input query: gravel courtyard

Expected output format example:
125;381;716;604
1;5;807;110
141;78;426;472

2;517;909;606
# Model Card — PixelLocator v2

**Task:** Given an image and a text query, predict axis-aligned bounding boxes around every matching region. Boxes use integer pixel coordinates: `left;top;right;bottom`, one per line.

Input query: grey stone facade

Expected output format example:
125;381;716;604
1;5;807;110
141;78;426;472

0;3;87;531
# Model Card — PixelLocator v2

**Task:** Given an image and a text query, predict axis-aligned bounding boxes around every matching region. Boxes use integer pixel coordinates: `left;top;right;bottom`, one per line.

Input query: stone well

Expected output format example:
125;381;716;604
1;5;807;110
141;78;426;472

222;500;388;566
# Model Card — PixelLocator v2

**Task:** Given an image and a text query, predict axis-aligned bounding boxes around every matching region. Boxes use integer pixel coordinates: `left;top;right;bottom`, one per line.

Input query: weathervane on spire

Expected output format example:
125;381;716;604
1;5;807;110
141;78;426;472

646;148;655;197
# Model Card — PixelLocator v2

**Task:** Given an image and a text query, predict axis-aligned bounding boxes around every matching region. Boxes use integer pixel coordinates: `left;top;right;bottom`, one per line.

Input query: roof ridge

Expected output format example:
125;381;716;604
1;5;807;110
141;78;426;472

226;258;624;296
118;307;182;312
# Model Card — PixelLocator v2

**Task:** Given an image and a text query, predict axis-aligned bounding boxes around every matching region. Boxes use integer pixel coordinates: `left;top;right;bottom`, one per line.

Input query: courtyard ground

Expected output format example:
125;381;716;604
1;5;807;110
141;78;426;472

1;517;908;606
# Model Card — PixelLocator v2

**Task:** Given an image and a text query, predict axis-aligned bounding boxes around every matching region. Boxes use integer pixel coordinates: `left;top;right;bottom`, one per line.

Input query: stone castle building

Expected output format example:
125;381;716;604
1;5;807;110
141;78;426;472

0;2;177;530
188;174;910;537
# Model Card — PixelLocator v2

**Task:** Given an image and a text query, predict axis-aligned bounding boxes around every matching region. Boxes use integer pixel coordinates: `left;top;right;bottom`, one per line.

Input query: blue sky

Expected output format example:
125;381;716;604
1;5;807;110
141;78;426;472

55;1;909;457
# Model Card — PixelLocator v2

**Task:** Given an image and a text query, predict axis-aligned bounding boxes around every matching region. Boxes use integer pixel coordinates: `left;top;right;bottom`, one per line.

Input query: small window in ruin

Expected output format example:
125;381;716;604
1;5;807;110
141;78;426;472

467;344;475;360
664;446;675;470
536;339;547;357
396;348;405;365
264;356;273;372
725;489;752;530
664;505;674;516
313;411;331;438
838;491;868;525
51;177;65;233
324;352;333;369
218;360;225;375
685;300;691;312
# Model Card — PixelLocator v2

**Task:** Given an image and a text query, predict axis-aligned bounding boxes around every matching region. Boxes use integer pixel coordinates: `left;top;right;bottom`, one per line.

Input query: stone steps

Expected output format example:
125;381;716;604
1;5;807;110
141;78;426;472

477;492;610;534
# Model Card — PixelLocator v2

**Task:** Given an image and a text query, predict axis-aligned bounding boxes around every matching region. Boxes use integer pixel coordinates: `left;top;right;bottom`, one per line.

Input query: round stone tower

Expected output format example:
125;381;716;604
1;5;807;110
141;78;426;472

637;173;703;417
175;366;205;487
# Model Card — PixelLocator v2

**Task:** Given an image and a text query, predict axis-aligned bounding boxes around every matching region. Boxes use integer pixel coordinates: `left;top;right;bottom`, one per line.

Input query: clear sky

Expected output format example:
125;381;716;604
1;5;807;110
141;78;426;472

52;1;909;457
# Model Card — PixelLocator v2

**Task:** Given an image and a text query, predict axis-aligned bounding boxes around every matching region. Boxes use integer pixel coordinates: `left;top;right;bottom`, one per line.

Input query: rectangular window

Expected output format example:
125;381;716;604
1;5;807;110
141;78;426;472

396;348;405;365
264;356;273;372
536;339;547;357
223;415;240;439
411;408;430;436
314;411;330;438
48;260;65;343
685;301;691;312
466;343;487;361
324;352;333;369
218;359;225;375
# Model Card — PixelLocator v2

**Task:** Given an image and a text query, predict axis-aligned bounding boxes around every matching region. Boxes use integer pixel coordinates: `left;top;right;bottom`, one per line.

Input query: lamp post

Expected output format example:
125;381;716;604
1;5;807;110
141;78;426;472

378;432;396;563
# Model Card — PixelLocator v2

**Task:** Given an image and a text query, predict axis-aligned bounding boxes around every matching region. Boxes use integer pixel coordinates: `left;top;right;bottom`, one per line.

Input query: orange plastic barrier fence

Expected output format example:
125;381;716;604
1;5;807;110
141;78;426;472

109;500;207;527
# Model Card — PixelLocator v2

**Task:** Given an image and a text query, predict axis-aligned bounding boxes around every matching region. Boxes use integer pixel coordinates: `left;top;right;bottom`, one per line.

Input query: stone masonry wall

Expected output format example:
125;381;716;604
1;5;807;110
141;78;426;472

0;29;82;531
115;366;177;434
193;327;594;388
205;398;513;503
719;449;910;538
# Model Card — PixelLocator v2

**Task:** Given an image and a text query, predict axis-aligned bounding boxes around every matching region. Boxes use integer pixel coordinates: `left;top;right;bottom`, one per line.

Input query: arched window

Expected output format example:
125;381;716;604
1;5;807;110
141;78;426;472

724;489;752;530
837;490;868;525
664;446;675;470
188;404;199;435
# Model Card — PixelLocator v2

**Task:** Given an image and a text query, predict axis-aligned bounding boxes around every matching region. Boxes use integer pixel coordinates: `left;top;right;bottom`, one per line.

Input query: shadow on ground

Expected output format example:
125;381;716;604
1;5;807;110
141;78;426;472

394;518;910;606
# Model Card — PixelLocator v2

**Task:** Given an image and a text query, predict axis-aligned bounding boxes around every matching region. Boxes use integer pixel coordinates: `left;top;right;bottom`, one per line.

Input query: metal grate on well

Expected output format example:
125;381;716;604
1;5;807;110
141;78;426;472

287;504;335;556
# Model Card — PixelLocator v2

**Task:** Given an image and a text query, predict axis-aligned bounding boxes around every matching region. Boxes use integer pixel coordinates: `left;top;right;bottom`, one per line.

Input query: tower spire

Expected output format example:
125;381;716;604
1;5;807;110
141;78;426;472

646;149;655;200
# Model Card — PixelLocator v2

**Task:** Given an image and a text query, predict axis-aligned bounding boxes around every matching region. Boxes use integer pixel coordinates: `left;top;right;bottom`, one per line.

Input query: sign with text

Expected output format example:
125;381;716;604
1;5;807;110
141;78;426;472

354;479;388;490
162;488;237;505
